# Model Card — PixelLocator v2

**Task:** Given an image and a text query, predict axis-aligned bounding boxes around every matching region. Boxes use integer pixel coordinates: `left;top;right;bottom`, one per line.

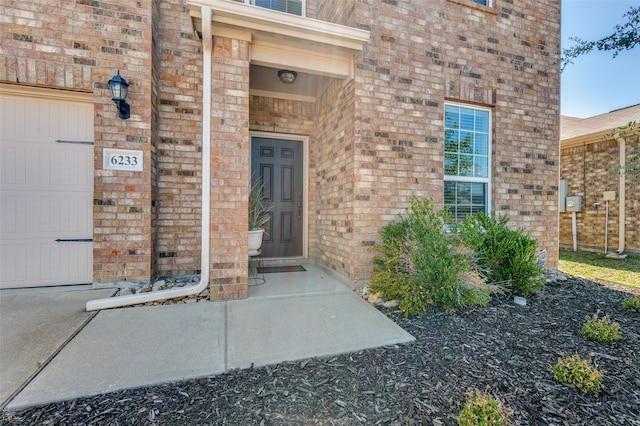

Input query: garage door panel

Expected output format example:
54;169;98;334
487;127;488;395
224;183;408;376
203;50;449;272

0;97;93;144
0;243;27;283
1;90;93;288
1;144;92;191
0;240;91;287
0;193;27;234
40;242;92;281
1;191;91;236
39;193;92;235
39;148;93;188
0;145;27;185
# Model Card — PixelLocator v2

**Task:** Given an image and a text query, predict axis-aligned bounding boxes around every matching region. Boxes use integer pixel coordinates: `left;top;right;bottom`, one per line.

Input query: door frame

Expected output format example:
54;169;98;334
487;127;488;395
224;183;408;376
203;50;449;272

250;131;309;260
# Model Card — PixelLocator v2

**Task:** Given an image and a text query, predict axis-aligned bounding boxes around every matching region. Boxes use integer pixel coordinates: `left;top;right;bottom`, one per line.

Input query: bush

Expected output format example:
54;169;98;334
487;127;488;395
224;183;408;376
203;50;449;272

581;311;620;343
370;198;492;316
622;297;640;312
552;353;603;393
456;213;544;296
457;388;511;426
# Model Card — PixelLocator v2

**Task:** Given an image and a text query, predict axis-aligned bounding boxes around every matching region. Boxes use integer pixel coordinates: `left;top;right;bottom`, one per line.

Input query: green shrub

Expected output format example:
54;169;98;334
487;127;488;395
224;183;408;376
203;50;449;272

370;198;491;316
552;353;603;393
457;388;511;426
456;213;544;296
622;297;640;312
581;311;620;343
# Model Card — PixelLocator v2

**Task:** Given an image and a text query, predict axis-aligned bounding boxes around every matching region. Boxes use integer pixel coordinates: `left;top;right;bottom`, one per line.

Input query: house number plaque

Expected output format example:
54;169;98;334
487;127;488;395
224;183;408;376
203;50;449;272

103;148;144;171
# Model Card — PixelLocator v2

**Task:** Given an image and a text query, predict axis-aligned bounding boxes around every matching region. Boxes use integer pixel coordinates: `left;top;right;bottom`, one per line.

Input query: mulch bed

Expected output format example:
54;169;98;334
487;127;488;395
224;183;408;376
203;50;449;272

2;277;639;425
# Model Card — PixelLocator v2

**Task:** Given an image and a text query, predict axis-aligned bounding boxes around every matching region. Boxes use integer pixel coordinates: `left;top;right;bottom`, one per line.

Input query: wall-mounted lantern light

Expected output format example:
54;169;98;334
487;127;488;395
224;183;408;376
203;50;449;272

278;70;297;84
108;71;130;119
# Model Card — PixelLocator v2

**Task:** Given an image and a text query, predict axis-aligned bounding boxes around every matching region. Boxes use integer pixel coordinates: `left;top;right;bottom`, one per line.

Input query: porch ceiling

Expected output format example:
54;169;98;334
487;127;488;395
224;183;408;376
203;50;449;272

189;0;370;100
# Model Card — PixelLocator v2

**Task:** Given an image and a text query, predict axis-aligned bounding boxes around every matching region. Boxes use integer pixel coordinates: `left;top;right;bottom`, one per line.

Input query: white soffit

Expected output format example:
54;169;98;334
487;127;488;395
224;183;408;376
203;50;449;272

188;0;370;78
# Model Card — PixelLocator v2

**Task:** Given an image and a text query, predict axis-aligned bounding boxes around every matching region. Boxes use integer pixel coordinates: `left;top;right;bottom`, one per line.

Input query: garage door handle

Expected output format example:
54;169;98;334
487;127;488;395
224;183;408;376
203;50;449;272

55;139;94;145
55;239;93;242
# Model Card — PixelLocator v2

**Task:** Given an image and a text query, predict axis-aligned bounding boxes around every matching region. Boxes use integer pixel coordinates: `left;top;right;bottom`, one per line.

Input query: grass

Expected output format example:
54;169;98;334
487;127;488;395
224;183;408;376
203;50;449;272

558;249;640;289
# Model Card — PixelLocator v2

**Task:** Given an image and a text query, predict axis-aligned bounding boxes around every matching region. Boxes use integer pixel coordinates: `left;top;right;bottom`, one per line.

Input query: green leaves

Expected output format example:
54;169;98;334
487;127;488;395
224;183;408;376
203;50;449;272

370;198;492;316
456;213;544;296
562;6;640;71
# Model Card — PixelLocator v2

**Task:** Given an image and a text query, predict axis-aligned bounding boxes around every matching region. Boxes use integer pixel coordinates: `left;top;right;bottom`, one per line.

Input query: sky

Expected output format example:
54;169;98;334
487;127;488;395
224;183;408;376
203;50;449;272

561;0;640;118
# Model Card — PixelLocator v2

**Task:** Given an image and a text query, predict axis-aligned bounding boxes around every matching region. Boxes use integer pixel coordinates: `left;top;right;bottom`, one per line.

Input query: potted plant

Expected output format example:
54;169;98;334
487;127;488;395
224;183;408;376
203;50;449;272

248;177;272;256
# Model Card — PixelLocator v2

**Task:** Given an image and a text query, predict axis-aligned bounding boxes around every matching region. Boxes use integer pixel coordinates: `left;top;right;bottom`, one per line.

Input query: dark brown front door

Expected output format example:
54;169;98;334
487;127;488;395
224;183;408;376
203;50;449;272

251;137;303;258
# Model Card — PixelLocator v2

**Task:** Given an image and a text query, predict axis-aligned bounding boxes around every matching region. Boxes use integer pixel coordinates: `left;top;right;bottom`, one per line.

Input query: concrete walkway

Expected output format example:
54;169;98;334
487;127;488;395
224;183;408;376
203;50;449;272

1;263;413;411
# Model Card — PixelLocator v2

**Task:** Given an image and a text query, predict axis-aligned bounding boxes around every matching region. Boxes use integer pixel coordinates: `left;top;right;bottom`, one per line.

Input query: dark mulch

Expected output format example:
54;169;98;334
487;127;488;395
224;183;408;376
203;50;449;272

2;277;639;426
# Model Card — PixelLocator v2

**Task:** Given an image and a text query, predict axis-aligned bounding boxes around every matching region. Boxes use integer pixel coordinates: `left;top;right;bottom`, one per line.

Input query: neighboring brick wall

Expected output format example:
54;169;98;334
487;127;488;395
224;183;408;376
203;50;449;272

0;0;158;284
347;0;561;278
560;137;640;254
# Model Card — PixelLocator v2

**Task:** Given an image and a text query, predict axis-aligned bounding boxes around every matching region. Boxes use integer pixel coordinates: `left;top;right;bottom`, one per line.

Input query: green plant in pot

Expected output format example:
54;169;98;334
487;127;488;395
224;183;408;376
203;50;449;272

248;177;272;256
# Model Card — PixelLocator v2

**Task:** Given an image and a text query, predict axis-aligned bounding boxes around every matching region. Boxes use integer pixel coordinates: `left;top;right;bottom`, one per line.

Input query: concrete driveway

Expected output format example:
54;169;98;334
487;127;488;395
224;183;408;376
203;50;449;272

0;286;113;407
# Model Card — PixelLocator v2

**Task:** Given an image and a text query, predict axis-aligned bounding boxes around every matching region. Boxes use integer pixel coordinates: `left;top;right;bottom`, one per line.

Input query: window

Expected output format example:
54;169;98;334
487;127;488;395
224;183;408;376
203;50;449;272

444;103;491;222
471;0;490;5
254;0;303;16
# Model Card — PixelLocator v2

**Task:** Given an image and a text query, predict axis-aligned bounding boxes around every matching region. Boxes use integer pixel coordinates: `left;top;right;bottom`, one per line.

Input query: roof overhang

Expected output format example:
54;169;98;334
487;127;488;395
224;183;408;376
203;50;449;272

561;131;614;149
188;0;370;79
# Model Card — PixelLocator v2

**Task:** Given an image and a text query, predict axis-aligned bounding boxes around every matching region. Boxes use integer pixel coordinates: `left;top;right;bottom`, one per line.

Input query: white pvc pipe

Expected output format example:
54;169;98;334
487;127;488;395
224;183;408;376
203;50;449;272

87;6;213;311
617;137;626;254
604;200;609;254
572;211;577;251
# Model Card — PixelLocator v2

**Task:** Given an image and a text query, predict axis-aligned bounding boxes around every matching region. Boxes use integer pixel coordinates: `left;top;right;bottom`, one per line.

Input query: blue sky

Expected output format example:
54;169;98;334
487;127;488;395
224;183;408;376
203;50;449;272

561;0;640;118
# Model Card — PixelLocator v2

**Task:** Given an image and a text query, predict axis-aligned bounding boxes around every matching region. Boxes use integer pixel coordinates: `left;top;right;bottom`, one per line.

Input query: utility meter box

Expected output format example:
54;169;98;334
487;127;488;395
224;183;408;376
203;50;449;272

603;191;616;201
566;195;582;212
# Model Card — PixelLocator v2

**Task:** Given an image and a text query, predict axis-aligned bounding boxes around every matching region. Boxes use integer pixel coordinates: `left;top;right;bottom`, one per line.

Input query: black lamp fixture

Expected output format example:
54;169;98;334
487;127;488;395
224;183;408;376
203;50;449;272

108;71;130;119
278;69;297;84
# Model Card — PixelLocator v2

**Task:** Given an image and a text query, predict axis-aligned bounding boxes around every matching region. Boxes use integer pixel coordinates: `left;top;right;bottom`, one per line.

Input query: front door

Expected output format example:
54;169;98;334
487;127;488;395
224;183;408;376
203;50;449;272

251;137;303;258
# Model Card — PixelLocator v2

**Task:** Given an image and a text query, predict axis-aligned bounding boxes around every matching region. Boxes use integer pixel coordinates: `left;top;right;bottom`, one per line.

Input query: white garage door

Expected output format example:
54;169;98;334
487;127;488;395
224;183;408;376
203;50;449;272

0;86;94;288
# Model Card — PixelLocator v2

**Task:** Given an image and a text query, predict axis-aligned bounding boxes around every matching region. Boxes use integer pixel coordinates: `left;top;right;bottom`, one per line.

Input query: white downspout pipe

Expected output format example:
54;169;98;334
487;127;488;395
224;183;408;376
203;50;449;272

572;211;578;251
87;6;213;311
616;137;626;254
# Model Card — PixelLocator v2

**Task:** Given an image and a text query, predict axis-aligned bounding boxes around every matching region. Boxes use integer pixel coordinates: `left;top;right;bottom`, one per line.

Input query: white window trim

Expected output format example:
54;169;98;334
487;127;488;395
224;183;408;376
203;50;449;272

443;101;492;217
247;0;306;17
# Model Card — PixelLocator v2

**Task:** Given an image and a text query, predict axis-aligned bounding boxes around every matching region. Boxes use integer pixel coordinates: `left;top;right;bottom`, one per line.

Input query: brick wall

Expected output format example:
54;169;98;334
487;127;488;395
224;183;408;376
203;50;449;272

346;0;561;278
560;137;640;254
311;0;354;25
1;0;562;293
312;79;358;279
249;96;316;135
154;0;204;277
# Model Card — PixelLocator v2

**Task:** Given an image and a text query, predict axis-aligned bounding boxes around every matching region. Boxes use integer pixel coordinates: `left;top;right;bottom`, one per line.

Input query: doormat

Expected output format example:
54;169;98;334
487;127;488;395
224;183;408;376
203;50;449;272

257;265;306;274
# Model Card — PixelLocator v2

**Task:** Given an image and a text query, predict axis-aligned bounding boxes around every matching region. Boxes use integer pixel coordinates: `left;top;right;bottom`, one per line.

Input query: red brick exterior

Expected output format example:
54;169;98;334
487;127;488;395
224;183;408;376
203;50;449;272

349;0;561;280
1;0;561;297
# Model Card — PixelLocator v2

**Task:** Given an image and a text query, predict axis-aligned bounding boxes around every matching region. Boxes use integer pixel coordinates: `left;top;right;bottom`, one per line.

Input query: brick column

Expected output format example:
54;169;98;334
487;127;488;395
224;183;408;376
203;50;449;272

208;36;251;300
